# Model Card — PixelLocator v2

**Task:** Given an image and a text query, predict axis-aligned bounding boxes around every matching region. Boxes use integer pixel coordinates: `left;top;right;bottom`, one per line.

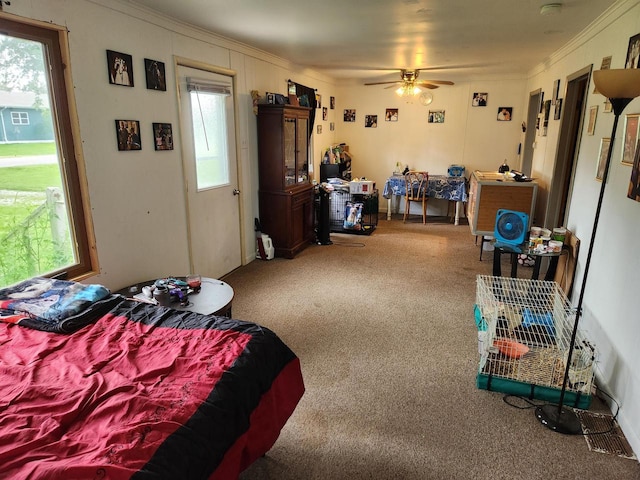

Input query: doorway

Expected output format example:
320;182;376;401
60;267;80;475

176;60;242;279
521;89;542;177
545;66;592;228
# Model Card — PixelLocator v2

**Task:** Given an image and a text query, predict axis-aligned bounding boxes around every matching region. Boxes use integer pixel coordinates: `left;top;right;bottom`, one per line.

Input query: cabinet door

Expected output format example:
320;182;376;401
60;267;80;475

284;117;296;187
291;189;314;249
296;116;309;184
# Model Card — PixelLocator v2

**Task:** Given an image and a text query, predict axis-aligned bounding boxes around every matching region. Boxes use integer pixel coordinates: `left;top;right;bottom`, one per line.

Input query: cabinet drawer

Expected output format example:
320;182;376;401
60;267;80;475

292;189;313;207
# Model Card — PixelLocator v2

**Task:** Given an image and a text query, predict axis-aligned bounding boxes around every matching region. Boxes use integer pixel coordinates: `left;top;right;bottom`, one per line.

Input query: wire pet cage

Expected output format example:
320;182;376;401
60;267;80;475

329;188;378;235
475;275;595;408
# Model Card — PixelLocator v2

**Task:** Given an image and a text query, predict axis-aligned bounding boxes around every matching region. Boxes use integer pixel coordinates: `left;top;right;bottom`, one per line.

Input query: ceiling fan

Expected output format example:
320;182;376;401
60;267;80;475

364;69;454;97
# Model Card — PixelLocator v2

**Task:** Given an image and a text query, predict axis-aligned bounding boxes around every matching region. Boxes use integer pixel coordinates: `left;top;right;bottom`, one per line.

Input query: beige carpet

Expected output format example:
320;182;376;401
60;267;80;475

225;216;640;480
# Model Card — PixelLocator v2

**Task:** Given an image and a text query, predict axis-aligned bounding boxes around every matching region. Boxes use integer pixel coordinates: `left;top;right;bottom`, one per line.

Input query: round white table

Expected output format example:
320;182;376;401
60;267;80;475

176;277;234;317
118;277;234;317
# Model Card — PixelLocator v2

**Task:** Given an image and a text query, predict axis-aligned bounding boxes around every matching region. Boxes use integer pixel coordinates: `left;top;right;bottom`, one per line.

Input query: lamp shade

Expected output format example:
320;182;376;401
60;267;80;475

593;69;640;99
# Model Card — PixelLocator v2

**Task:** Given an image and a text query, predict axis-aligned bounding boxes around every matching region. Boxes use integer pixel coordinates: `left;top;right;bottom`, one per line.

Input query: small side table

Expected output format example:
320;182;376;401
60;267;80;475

117;277;234;317
492;243;563;281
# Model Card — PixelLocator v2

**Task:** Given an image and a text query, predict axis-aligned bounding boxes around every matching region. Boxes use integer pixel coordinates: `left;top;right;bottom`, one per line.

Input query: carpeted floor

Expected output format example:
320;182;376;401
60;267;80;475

225;216;640;480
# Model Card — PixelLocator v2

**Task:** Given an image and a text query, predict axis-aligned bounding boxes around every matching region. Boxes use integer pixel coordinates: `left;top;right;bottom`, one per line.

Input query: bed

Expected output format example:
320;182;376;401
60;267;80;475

0;277;305;479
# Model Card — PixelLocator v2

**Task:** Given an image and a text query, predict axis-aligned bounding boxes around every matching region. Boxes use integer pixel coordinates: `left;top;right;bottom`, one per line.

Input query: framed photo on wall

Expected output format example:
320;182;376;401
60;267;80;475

153;123;173;150
344;109;356;122
554;99;563;120
596;137;611;181
621;113;640;165
107;50;134;87
115;119;141;151
625;33;640;68
385;108;398;121
365;115;377;127
552;79;560;105
628;139;640;201
587;105;598;135
497;107;512;121
144;59;166;91
428;110;445;123
472;93;487;107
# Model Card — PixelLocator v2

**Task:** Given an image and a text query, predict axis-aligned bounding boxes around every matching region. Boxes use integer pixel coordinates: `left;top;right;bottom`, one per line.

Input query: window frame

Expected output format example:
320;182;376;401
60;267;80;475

1;14;98;282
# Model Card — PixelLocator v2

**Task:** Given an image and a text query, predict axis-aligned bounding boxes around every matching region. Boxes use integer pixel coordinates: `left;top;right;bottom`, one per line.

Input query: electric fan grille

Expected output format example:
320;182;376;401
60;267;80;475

494;209;529;246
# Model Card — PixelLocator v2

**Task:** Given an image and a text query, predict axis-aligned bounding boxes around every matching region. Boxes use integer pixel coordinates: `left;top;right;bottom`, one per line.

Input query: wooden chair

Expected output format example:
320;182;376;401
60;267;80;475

553;229;580;298
403;171;429;223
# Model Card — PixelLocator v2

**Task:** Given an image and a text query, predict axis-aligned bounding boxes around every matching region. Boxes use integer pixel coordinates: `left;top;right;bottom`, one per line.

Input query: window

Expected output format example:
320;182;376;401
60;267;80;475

11;112;30;125
0;18;96;287
187;81;231;191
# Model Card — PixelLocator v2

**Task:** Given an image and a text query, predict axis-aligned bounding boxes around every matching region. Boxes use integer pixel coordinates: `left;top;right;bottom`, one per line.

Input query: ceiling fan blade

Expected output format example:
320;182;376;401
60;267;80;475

419;80;455;85
419;83;440;90
364;80;402;86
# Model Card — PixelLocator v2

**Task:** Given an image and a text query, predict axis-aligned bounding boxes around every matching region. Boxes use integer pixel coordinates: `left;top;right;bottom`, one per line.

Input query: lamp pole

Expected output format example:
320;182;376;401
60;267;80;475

535;69;639;433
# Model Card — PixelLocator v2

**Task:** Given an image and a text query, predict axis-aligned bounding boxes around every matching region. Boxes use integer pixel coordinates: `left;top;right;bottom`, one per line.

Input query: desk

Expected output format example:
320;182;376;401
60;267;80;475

382;174;467;224
492;243;563;281
117;277;234;317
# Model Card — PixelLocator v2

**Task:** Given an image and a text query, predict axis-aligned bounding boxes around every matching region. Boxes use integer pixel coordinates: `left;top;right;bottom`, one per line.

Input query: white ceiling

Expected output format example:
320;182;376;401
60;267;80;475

129;0;617;84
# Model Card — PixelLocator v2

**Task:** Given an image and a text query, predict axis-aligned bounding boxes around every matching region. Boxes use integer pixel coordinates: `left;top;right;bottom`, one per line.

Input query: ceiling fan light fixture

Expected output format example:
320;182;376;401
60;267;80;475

396;83;422;97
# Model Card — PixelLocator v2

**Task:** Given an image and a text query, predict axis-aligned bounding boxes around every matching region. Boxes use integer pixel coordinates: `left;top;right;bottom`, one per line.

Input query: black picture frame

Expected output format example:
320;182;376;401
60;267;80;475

625;32;640;69
497;107;512;121
554;99;563;120
344;109;356;122
153;123;173;151
115;120;141;151
107;50;134;87
472;92;487;107
144;58;166;91
628;138;640;201
552;79;560;105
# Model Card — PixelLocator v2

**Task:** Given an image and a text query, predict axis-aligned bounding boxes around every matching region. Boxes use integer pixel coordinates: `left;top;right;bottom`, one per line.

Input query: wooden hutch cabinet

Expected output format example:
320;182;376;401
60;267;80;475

257;104;315;258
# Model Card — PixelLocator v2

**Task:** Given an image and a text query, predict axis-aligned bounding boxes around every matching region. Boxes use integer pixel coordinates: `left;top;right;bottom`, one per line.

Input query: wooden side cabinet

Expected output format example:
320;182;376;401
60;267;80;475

257;104;315;258
467;170;538;236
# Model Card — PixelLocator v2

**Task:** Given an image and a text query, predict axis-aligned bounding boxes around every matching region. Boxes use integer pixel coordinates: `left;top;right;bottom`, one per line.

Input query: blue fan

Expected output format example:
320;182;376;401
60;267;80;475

494;209;529;246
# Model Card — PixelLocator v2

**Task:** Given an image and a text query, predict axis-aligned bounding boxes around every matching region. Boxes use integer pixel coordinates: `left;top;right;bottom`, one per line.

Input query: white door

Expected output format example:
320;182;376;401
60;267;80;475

177;64;241;279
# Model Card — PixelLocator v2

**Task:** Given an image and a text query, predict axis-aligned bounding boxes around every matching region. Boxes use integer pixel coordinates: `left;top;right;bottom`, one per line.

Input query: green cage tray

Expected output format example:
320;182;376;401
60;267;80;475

476;372;592;409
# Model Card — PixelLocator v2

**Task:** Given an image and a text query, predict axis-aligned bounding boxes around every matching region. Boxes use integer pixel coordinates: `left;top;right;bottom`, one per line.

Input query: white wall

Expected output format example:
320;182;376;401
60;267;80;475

525;0;640;456
329;80;526;215
4;0;337;290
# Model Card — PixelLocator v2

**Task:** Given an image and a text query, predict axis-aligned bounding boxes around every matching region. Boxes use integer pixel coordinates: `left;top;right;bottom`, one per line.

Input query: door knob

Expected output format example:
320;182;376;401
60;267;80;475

233;189;241;195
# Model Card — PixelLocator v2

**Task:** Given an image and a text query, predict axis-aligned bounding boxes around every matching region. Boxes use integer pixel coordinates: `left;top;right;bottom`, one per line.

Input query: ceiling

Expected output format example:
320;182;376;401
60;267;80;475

129;0;618;84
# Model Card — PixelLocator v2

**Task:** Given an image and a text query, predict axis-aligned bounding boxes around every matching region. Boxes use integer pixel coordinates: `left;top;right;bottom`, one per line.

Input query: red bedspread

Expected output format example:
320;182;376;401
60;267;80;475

0;300;304;479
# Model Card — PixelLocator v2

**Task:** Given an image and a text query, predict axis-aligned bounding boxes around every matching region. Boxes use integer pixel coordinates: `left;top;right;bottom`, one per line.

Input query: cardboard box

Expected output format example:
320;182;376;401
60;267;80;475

349;180;374;194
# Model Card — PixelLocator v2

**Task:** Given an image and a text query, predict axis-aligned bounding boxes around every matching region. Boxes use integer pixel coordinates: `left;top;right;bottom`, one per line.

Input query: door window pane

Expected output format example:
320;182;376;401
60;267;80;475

189;90;230;191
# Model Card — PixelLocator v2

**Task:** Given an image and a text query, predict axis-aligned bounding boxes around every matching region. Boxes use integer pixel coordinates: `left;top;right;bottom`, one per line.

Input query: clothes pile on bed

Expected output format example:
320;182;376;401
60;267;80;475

0;276;304;479
0;277;122;333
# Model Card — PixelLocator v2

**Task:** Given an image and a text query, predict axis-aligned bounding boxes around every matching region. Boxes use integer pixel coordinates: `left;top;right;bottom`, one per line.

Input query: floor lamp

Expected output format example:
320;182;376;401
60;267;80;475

535;68;640;434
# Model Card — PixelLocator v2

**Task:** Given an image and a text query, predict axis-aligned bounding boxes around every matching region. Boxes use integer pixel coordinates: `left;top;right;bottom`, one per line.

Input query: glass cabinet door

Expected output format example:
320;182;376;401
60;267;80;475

296;117;309;184
284;117;296;186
